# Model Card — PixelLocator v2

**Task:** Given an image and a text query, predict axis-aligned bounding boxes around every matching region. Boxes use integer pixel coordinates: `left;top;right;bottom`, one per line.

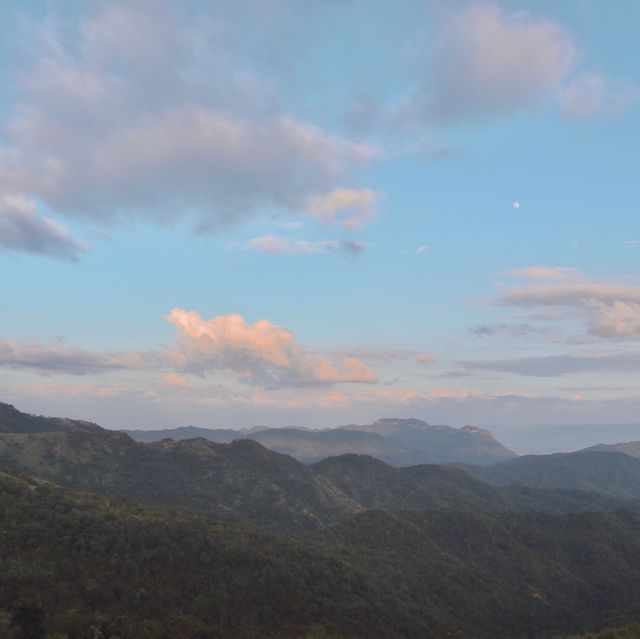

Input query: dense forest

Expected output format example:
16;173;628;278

4;468;640;638
4;403;640;638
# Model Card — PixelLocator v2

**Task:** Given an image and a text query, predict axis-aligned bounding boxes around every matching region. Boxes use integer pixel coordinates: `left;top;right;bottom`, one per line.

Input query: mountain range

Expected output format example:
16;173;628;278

6;401;640;637
122;416;517;465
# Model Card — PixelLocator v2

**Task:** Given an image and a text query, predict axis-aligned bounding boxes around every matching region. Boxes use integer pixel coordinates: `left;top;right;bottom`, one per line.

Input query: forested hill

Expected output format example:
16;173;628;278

0;420;635;531
4;468;640;638
0;401;100;434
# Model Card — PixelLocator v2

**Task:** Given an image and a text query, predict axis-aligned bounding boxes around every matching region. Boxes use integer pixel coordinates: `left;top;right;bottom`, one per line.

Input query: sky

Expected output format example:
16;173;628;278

1;0;640;450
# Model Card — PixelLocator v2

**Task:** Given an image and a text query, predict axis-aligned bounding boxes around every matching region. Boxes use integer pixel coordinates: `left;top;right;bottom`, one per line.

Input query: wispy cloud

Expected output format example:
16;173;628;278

0;191;86;260
0;338;165;375
468;323;542;338
461;350;640;377
490;268;640;339
560;72;640;119
305;188;378;230
508;266;584;281
245;234;367;257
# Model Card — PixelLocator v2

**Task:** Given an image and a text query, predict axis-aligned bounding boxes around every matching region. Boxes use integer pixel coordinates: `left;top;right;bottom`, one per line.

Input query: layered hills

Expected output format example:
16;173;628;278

464;450;640;500
0;403;637;531
122;416;517;465
6;402;640;637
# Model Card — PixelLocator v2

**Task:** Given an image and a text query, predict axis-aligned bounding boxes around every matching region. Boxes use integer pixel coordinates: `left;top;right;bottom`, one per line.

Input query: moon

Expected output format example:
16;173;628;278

512;201;520;209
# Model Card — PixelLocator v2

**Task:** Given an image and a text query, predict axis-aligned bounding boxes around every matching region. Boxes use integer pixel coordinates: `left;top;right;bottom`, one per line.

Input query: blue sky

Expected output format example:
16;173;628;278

1;0;640;449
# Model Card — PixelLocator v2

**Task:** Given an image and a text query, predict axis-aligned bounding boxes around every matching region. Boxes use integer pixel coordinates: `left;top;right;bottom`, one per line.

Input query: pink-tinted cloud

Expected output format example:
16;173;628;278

162;373;192;390
417;353;437;366
305;188;377;229
560;72;639;119
497;271;640;338
509;267;583;281
424;2;575;122
166;308;378;388
0;1;377;233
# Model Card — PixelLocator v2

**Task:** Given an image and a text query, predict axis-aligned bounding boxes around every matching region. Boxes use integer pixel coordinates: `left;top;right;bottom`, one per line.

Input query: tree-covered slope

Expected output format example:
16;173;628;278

0;402;100;434
3;468;640;638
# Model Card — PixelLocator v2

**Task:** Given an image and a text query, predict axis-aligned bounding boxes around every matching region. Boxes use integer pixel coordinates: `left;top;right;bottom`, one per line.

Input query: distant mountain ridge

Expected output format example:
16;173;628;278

0;403;636;532
122;416;517;465
581;440;640;459
464;449;640;500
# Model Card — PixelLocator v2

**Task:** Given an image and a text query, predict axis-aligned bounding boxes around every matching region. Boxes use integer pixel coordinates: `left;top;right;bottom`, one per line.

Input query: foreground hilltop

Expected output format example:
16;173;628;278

0;401;100;434
122;415;517;466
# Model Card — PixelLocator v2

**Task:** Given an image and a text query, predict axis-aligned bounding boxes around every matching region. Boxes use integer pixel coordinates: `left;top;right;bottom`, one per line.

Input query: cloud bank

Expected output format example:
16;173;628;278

0;0;377;246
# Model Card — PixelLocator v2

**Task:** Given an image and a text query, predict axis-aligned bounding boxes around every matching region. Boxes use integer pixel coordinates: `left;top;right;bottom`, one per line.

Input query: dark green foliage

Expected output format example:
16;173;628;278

0;403;99;435
0;469;423;639
565;623;640;638
4;468;640;638
9;606;45;639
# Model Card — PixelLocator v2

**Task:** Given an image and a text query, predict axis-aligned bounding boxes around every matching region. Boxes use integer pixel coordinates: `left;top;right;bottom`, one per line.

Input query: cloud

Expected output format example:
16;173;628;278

560;72;640;119
0;338;164;375
498;279;640;338
0;1;377;234
417;353;437;365
0;191;86;260
166;308;378;388
162;373;192;390
509;266;583;281
245;234;367;257
305;188;377;229
468;323;541;338
461;351;640;377
422;2;575;122
416;245;429;255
